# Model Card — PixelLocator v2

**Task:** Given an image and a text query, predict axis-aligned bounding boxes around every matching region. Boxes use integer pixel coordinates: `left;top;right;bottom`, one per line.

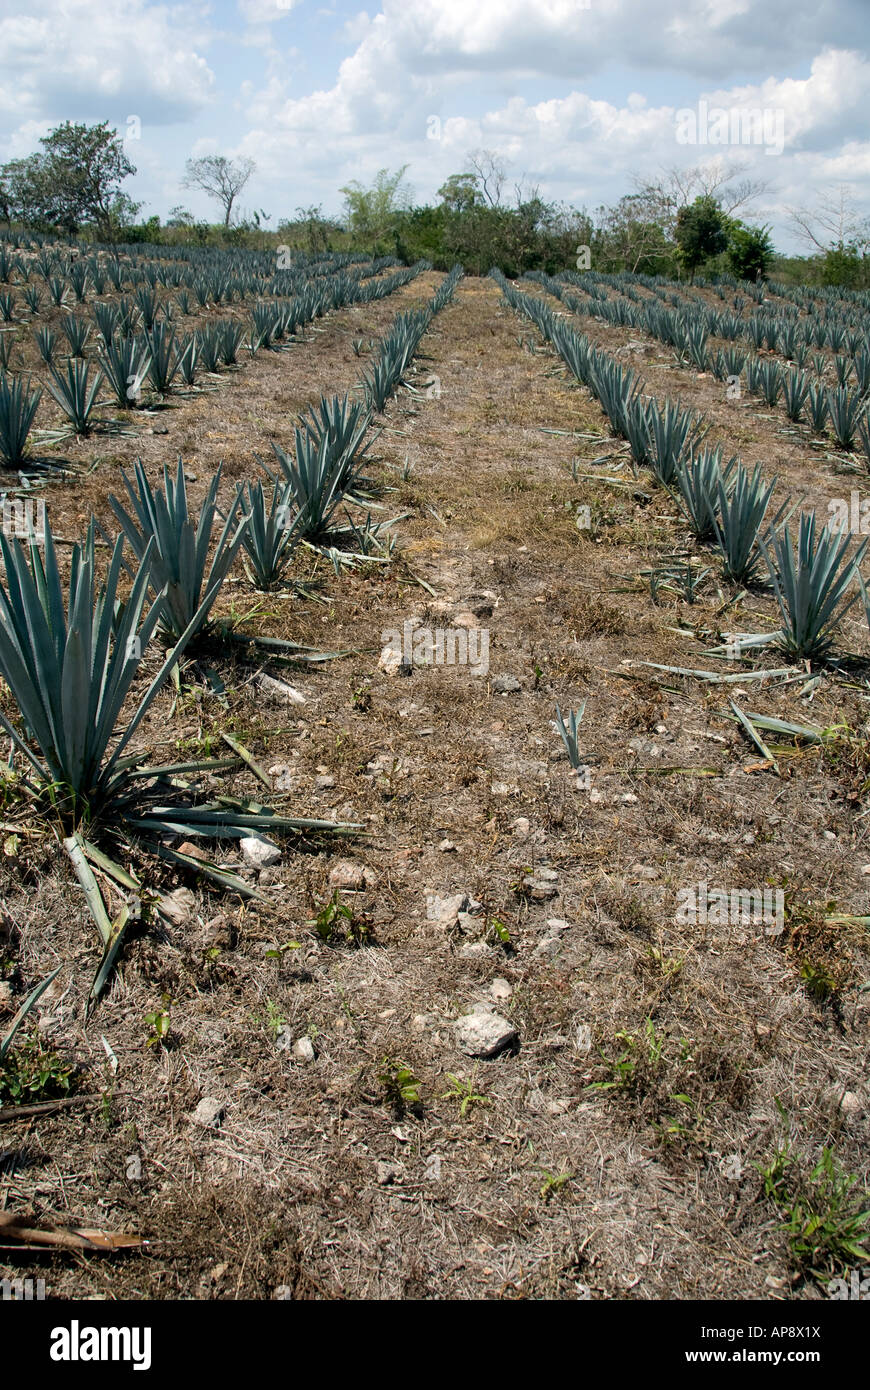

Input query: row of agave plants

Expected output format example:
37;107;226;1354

558;263;870;343
0;264;462;1012
0;259;431;463
525;271;870;462
0;256;421;337
491;268;870;669
531;269;870;384
0;228;393;306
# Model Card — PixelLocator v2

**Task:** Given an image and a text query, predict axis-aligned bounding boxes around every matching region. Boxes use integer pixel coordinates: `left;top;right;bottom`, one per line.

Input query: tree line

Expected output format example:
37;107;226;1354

1;122;867;288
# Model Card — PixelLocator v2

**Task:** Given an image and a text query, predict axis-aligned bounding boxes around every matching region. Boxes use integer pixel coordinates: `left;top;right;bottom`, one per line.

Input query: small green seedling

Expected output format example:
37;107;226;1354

538;1166;573;1202
264;939;302;961
379;1059;421;1117
144;994;173;1049
441;1070;490;1118
0;1032;76;1104
311;891;372;947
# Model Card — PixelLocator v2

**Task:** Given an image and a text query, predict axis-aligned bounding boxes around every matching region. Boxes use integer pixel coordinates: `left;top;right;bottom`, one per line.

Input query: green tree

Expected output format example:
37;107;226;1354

820;244;868;289
726;221;775;281
437;173;483;214
675;195;728;280
339;166;413;247
0;122;137;236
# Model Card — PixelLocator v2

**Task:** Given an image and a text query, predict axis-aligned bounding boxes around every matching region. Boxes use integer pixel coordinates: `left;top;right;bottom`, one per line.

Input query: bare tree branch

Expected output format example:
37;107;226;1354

183;155;256;228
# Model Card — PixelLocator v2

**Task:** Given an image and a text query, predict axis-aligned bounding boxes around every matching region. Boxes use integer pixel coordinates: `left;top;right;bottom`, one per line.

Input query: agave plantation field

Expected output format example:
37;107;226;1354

0;234;869;1301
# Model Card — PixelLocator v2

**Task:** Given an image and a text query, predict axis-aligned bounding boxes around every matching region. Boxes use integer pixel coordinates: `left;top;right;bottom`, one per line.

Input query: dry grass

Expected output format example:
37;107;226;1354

0;272;868;1301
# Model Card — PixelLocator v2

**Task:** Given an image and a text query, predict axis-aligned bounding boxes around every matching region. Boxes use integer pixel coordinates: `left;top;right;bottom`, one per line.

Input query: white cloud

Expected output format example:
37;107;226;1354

0;0;215;141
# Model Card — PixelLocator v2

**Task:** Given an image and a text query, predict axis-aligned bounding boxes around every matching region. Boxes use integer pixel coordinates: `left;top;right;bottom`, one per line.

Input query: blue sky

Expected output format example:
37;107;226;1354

0;0;867;252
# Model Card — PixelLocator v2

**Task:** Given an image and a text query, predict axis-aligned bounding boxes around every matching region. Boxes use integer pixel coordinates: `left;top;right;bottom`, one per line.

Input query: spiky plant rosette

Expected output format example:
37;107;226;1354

108;456;248;644
0;512;359;1003
759;513;868;661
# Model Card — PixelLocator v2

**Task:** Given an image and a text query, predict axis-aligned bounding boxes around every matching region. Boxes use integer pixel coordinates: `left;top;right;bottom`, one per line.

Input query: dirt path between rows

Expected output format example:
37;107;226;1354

1;275;867;1301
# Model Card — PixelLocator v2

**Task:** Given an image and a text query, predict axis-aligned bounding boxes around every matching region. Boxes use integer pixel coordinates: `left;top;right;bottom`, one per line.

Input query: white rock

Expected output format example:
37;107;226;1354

255;673;306;704
191;1098;225;1129
292;1036;316;1064
840;1090;862;1116
456;1007;518;1057
512;817;531;840
458;941;493;960
545;918;571;934
378;645;403;675
426;891;469;926
439;839;457;853
491;977;512;1000
240;836;281;869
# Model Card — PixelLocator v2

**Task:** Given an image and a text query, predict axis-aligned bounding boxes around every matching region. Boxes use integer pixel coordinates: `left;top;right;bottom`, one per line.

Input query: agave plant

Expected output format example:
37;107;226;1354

236;479;300;590
299;393;377;494
175;333;198;386
553;702;586;770
834;355;853;388
145;322;181;394
362;356;396;413
219;320;245;366
683;320;708;372
0;517;168;825
758;360;782;408
67;261;90;303
807;383;829;434
0;372;42;466
98;334;152;409
34;325;56;366
782;369;810;423
22;284;42;315
0;514;359;1002
711;462;781;585
134;287;160;331
759;513;867;660
47;358;103;434
647;399;703;487
47;276;67;307
60;313;91;358
262;427;349;540
675;446;736;541
197;324;223;372
623;395;653;472
108;457;249;643
92;300;120;349
826;387;865;451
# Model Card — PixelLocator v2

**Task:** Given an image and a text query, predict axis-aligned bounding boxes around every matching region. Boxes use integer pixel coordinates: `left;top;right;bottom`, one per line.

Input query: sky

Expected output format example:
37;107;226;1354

0;0;868;253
